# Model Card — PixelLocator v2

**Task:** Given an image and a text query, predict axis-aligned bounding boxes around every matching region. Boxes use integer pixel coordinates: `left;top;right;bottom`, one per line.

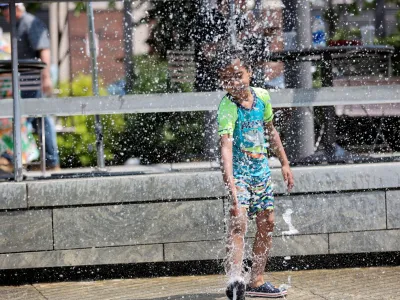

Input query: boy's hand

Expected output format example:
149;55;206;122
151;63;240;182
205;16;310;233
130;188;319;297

281;164;294;192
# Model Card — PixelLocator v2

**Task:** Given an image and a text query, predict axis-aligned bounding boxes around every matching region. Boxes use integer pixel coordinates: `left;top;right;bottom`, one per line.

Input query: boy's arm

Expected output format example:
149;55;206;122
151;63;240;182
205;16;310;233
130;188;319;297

220;134;239;213
265;121;294;192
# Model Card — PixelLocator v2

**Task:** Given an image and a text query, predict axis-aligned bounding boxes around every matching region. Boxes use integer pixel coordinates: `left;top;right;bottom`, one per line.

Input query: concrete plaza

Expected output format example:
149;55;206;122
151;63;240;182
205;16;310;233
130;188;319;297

1;266;400;300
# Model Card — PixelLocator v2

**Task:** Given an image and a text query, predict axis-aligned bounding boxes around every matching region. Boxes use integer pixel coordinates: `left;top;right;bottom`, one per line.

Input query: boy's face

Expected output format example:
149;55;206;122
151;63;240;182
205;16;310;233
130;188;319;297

219;59;252;97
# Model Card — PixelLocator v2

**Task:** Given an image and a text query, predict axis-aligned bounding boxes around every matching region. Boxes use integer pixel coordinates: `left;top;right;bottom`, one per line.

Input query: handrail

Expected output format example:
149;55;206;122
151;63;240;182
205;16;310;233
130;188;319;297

1;85;400;118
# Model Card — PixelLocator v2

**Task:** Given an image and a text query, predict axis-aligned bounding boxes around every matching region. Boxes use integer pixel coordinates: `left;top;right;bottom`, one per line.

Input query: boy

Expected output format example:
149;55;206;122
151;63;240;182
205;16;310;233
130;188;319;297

217;53;294;299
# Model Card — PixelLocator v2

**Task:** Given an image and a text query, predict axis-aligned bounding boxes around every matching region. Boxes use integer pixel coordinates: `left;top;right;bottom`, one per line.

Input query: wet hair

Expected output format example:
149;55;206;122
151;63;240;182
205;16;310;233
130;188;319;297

214;47;252;73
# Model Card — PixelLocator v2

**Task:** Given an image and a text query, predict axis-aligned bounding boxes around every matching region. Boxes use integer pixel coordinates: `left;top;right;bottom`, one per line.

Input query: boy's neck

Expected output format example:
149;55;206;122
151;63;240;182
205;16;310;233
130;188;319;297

231;88;253;108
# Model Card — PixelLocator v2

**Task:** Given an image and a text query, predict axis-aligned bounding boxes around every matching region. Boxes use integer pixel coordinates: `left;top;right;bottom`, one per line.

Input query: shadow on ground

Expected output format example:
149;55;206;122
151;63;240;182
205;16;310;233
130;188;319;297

136;293;225;300
1;252;400;285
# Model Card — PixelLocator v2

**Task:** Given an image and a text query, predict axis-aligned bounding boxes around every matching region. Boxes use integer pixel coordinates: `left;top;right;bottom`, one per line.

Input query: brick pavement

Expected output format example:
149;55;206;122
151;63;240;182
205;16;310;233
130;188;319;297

1;266;400;300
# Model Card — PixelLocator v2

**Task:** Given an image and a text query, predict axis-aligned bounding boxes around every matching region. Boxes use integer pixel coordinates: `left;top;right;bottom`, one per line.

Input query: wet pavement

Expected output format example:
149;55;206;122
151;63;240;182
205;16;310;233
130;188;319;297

1;266;400;300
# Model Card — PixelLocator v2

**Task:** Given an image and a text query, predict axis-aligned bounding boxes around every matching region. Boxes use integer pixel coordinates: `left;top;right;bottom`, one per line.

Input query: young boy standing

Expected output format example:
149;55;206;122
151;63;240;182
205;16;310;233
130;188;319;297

217;55;294;299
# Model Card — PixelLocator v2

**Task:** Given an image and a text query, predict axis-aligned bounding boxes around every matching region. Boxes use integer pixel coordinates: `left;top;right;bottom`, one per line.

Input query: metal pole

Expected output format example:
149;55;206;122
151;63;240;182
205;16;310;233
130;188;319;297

320;53;336;154
282;0;296;32
197;0;219;161
254;0;261;20
36;118;46;175
123;0;134;94
87;2;105;169
281;0;314;161
228;0;237;48
293;0;314;159
296;0;312;86
10;1;23;181
326;0;336;38
375;0;386;38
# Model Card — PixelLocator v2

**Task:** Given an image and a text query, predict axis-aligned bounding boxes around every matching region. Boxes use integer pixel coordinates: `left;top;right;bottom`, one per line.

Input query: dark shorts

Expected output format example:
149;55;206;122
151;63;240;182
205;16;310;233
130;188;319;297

234;176;274;218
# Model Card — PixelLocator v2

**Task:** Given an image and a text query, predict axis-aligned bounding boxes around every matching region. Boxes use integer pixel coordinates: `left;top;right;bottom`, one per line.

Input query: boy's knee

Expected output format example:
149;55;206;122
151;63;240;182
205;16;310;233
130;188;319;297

266;221;274;232
230;218;247;236
257;217;275;233
231;228;242;236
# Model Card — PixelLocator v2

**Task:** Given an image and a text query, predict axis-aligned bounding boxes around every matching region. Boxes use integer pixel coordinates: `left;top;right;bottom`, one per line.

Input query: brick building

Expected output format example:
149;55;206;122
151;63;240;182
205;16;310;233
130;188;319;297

49;2;150;87
68;10;126;86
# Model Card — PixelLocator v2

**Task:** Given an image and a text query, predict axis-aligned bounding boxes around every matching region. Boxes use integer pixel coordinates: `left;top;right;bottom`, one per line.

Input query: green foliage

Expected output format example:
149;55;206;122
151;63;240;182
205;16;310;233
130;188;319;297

72;1;118;15
25;3;42;13
58;54;201;167
117;111;205;164
72;2;86;15
133;54;194;94
323;7;339;36
133;55;170;94
375;7;400;77
331;28;361;41
59;74;108;97
342;2;360;15
377;35;400;76
362;0;376;10
396;10;400;33
380;35;400;48
117;54;203;164
57;74;125;168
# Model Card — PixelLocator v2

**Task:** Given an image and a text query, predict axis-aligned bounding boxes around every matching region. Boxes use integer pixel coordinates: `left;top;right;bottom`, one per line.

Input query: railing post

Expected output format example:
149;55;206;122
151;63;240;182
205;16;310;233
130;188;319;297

87;2;105;170
39;117;46;175
123;0;134;94
10;0;23;181
281;0;315;161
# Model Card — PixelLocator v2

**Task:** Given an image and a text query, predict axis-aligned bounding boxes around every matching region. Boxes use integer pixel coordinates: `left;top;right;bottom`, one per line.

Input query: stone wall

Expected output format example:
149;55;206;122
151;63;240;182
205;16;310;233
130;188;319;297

0;162;399;270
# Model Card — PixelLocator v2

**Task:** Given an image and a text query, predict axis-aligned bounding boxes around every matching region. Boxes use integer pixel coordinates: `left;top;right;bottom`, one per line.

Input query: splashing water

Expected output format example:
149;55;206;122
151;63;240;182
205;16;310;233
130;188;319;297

282;208;299;235
226;276;245;300
278;275;292;292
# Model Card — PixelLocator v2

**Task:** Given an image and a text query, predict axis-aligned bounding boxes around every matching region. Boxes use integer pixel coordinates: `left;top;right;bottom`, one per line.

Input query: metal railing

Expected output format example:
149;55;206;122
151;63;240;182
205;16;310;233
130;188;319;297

2;85;400;175
3;0;109;181
3;0;400;181
1;85;400;118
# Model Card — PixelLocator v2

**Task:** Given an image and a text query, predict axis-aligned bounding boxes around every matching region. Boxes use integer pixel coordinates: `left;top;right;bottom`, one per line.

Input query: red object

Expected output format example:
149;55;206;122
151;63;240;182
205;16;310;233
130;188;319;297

328;40;362;47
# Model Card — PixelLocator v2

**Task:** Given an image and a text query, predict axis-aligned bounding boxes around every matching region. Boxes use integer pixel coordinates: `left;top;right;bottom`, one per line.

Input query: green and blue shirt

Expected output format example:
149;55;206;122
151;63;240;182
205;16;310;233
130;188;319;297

217;87;273;179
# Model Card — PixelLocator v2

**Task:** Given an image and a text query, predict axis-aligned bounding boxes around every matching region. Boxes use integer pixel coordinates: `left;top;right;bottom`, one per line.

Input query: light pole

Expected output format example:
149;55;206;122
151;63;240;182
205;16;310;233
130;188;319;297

281;0;315;161
87;2;105;170
123;0;135;94
10;0;23;181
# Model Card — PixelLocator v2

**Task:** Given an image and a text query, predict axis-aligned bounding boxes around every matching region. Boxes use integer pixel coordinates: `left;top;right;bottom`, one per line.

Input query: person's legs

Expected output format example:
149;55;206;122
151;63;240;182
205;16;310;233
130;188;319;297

225;178;252;278
245;177;287;297
21;91;38;135
225;178;250;300
0;153;13;173
21;91;60;169
42;116;60;168
27;116;60;169
225;206;248;278
248;209;274;288
225;206;248;300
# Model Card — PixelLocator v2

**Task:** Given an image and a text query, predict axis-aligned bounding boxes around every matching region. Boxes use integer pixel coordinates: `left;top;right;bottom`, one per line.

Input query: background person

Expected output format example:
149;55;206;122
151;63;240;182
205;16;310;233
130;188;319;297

0;3;60;171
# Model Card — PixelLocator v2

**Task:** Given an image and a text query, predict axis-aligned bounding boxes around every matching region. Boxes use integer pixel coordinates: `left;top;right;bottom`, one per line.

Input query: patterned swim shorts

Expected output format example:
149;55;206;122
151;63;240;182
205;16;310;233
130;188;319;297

234;176;274;218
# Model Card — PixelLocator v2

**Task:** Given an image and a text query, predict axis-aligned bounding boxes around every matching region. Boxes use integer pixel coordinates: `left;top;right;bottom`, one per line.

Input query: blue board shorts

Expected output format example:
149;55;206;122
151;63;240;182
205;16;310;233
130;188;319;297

234;176;274;218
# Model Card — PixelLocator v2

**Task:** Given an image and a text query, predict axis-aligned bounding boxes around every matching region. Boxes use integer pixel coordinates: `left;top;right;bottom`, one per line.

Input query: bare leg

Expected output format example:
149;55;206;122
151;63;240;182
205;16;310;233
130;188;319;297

225;207;248;279
248;209;274;288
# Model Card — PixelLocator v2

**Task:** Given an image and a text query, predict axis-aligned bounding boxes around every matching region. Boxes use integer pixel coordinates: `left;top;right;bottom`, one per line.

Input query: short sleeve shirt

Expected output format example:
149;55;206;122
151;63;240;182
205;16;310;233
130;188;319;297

217;87;273;178
17;13;50;59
